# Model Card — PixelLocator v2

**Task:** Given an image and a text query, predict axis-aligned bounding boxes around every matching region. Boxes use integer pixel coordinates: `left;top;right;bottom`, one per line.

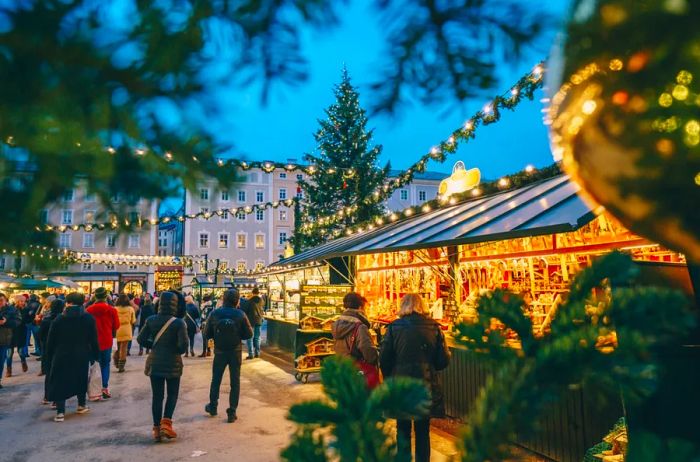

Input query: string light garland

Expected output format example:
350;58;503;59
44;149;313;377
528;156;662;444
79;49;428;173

38;198;299;233
314;163;562;239
298;62;546;232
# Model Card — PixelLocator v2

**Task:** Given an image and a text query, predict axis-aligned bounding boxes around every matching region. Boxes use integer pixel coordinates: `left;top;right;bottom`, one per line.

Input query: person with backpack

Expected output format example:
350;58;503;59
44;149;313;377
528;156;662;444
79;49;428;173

241;288;265;360
204;289;253;423
137;291;188;442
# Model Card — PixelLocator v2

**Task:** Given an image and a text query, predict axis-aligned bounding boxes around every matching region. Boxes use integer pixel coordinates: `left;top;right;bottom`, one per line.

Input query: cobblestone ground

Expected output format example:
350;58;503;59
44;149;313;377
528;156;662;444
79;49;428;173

0;337;460;462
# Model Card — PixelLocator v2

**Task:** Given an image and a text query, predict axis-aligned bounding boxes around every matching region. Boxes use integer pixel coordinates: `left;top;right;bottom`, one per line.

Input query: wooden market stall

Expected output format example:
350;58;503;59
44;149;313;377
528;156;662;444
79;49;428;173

273;174;695;462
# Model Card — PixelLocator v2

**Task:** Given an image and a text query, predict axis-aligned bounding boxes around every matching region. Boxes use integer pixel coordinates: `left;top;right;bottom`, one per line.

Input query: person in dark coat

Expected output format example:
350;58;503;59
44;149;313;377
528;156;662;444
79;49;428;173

241;288;265;360
7;294;29;376
204;289;253;423
46;292;99;422
138;294;155;356
331;292;378;365
137;291;188;442
379;293;451;462
0;293;20;389
183;295;200;357
25;294;42;356
39;299;65;403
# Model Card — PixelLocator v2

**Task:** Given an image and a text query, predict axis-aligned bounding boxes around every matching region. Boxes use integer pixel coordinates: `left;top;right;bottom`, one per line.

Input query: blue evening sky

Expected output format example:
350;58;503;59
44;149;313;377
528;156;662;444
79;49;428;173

216;0;571;181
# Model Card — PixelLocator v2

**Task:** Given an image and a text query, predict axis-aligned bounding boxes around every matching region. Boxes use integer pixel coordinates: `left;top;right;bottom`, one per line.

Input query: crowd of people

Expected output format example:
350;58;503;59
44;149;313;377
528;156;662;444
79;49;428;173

0;285;448;460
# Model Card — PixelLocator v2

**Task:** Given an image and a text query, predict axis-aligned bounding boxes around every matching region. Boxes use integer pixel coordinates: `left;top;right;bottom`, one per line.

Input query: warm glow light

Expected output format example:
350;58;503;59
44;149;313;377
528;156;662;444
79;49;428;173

525;165;535;173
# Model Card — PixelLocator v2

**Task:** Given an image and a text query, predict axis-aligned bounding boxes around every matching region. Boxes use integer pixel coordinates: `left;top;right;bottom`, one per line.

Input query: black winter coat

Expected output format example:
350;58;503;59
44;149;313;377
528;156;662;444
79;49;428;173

241;296;264;327
46;306;99;402
0;304;20;347
204;306;253;353
10;304;27;348
137;314;188;378
39;314;58;374
184;303;200;334
380;313;450;417
138;303;155;329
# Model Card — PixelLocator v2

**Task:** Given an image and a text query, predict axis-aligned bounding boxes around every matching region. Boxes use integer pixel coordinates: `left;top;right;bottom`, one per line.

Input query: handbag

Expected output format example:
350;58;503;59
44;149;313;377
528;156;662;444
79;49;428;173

87;361;103;401
143;316;176;350
185;313;200;333
346;323;381;390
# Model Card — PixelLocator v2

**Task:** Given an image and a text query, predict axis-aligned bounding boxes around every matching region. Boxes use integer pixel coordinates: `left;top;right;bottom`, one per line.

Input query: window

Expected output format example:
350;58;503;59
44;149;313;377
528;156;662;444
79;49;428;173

279;188;287;200
0;256;4;270
279;210;287;221
248;172;258;182
418;190;427;201
82;262;92;271
237;233;247;249
278;231;288;246
200;207;209;214
61;209;73;225
129;211;139;223
82;233;95;248
200;188;209;200
219;260;229;271
40;209;48;225
255;210;264;221
84;210;96;222
236;260;247;272
221;210;229;221
105;263;115;271
400;189;408;200
256;191;264;202
255;260;265;271
236;210;246;221
221;190;229;201
84;192;96;202
218;233;229;249
128;233;140;249
255;233;265;249
238;190;246;202
63;189;74;202
106;234;117;248
280;172;287;179
128;264;138;271
296;189;303;199
198;232;209;249
158;231;168;248
198;261;207;273
296;174;303;180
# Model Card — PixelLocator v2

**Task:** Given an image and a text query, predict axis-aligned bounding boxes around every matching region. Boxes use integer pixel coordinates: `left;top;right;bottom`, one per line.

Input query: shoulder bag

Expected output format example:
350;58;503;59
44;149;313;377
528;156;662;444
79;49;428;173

346;323;381;390
433;326;451;372
144;316;176;350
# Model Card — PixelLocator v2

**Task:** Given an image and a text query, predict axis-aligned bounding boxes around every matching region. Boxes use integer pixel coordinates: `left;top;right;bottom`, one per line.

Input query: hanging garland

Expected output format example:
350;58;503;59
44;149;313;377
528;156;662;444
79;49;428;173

39;198;299;233
299;62;546;231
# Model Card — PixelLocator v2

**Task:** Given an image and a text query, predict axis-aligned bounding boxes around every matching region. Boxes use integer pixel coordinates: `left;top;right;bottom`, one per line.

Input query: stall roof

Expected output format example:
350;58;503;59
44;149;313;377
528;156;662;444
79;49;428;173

275;175;599;266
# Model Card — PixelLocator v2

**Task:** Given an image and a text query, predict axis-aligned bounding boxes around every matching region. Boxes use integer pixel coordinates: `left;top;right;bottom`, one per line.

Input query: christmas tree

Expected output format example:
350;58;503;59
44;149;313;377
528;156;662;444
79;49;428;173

295;68;390;249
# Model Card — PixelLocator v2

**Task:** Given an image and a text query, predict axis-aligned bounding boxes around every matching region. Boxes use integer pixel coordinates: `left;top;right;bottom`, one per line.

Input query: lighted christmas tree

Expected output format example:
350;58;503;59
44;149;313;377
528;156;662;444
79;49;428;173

295;68;390;249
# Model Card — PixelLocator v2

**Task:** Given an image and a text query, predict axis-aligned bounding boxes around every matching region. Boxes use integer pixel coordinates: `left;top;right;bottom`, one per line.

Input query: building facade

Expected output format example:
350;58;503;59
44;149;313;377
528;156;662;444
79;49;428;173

42;183;159;294
181;165;446;287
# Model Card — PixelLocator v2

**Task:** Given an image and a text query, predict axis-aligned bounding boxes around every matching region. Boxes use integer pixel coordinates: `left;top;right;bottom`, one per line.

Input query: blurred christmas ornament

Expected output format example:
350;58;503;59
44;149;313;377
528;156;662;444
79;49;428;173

548;0;700;262
438;161;481;198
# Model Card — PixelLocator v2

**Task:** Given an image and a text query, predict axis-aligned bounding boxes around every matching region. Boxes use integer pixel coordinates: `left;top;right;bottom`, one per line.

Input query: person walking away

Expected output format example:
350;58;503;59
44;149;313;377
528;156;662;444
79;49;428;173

137;291;188;442
183;295;200;357
7;294;29;376
242;288;265;360
127;295;140;356
39;299;65;403
86;287;120;399
138;294;155;356
379;294;451;462
331;292;379;366
114;294;136;372
0;293;20;389
46;292;99;422
198;295;214;357
25;294;42;356
204;289;253;423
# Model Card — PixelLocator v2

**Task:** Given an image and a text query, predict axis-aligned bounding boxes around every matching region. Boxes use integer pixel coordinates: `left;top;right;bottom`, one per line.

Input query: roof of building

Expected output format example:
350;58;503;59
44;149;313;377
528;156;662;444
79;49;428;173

387;169;449;181
273;174;598;266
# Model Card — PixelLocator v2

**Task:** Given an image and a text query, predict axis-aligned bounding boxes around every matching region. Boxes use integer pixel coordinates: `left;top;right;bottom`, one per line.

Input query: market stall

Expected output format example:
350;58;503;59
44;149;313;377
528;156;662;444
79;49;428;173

273;174;693;461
